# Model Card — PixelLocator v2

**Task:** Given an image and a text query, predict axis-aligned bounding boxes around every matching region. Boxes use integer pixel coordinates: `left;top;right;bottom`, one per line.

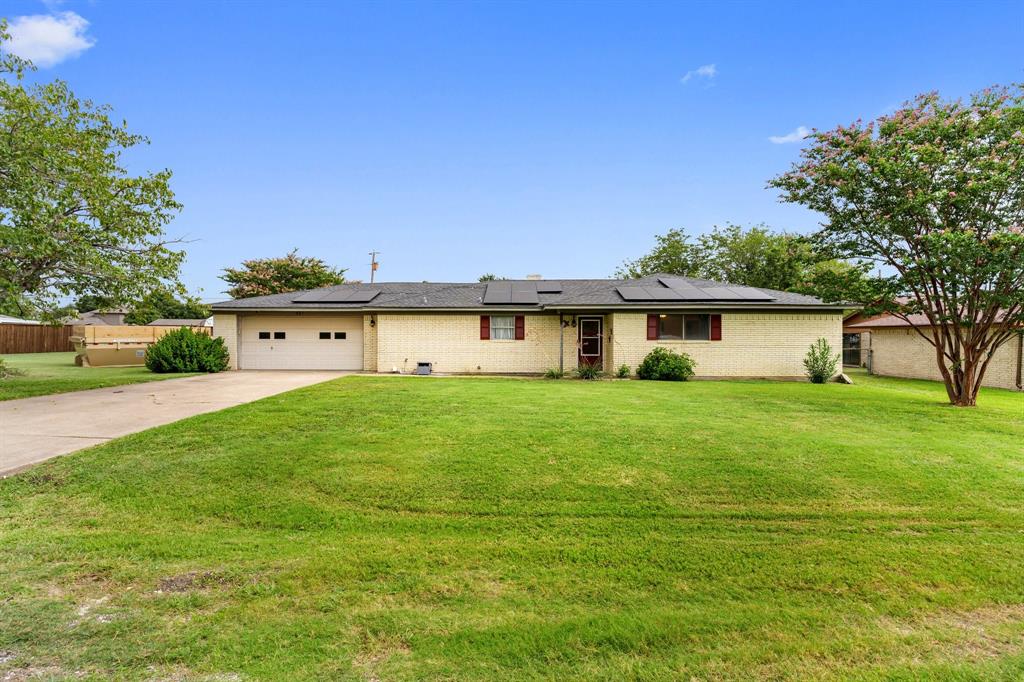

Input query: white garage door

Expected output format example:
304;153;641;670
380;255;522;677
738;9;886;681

239;314;363;370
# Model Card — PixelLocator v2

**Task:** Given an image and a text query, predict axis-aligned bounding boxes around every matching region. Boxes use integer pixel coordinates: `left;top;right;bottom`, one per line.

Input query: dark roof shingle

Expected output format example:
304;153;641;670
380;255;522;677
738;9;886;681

211;275;838;311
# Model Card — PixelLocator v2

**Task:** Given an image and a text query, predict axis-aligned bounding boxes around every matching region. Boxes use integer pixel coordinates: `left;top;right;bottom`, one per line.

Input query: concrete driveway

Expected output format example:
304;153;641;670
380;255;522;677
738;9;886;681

0;371;347;477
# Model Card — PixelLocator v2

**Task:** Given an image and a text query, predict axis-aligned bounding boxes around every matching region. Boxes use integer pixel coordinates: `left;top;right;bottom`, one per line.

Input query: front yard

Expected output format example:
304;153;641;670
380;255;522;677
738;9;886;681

0;352;198;401
0;374;1022;680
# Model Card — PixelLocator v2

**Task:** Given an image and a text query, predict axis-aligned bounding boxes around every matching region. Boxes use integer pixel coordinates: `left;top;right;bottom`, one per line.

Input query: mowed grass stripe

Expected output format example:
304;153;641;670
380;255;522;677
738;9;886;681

0;373;1022;680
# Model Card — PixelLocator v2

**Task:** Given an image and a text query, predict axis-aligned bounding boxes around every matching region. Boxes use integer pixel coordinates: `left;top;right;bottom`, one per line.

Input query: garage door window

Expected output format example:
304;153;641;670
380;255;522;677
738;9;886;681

334;332;346;339
319;332;331;339
258;331;270;340
273;331;286;339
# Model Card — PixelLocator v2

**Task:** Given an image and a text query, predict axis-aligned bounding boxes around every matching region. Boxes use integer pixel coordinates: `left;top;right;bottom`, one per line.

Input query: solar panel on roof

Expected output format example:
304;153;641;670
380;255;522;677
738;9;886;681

291;289;339;302
484;281;539;304
697;287;736;300
343;290;381;303
510;283;539;304
290;288;381;303
723;286;774;301
536;281;562;293
645;287;684;300
616;286;650;301
482;282;512;304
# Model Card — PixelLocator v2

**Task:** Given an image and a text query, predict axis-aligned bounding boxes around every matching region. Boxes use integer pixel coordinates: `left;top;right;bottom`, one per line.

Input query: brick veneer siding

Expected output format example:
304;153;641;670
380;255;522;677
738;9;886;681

213;313;239;369
363;314;378;372
869;328;1023;391
610;311;844;378
373;312;579;374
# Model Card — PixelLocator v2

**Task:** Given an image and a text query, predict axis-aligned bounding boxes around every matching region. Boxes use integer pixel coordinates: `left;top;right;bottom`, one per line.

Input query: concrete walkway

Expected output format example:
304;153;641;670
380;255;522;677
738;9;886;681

0;371;347;477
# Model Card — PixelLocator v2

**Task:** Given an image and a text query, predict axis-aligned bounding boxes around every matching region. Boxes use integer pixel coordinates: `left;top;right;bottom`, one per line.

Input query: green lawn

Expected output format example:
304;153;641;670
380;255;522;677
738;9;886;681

1;374;1022;680
0;352;198;401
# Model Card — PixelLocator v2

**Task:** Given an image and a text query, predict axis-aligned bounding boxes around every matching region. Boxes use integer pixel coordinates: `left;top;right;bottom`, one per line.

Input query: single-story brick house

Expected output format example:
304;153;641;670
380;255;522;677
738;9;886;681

845;314;1024;391
210;275;845;377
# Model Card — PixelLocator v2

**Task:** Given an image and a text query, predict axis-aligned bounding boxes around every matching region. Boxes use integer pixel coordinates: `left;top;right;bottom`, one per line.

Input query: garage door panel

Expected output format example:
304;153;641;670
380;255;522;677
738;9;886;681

239;315;362;370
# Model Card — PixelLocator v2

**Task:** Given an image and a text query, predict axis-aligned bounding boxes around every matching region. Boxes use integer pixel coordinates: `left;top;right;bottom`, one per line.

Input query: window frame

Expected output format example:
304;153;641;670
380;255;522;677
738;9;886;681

656;314;711;341
489;315;515;341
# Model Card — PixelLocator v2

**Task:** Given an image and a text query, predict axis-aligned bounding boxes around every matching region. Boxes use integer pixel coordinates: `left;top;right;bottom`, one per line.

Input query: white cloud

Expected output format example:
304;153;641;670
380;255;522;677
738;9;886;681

7;12;95;68
680;63;716;84
768;126;810;144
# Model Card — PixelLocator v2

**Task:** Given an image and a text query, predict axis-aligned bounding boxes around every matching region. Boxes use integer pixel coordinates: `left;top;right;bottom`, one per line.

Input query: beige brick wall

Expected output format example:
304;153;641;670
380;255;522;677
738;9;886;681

610;312;843;378
213;313;239;369
870;328;1022;391
374;313;582;374
363;314;378;372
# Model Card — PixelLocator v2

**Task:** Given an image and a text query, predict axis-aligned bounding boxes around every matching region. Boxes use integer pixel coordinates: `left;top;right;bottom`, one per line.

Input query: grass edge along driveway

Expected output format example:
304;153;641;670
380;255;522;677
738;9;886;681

0;373;1022;680
0;352;198;401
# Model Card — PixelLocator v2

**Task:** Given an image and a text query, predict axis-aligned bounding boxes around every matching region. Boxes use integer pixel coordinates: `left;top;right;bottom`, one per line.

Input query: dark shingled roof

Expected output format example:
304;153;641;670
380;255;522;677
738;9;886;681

211;275;840;312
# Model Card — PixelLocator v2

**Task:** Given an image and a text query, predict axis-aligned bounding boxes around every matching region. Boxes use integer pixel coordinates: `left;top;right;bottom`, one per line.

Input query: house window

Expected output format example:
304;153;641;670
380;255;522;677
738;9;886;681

258;331;270;340
334;332;346;340
273;331;286;340
490;316;515;340
658;314;710;340
319;332;331;339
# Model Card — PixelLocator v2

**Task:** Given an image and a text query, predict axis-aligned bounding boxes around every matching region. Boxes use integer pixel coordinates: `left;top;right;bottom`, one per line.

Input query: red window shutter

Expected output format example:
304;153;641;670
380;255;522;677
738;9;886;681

514;315;525;340
710;314;722;341
480;315;490;340
646;314;658;340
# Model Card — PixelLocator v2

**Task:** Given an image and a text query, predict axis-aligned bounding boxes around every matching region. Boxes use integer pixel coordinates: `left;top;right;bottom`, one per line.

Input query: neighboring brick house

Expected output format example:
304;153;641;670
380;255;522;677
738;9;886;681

211;275;845;378
846;314;1024;392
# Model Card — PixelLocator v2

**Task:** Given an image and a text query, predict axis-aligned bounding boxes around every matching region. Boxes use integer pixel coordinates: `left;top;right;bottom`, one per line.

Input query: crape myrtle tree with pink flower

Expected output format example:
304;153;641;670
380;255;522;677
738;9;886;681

770;85;1024;407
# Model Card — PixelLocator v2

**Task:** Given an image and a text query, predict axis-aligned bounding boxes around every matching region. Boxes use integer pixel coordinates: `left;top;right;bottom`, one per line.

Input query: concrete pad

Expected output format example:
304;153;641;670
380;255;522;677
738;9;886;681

0;371;347;477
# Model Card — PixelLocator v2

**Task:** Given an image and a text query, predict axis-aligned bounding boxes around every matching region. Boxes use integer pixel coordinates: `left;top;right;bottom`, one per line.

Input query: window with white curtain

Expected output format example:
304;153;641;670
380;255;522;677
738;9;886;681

490;315;515;340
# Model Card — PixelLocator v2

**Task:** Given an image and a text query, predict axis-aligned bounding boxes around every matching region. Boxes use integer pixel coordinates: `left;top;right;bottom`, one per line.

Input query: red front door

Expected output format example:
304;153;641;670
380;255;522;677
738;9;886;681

578;317;603;367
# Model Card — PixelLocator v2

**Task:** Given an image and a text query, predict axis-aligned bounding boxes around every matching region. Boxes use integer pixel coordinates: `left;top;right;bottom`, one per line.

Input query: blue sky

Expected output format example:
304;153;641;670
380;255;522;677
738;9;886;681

5;1;1023;300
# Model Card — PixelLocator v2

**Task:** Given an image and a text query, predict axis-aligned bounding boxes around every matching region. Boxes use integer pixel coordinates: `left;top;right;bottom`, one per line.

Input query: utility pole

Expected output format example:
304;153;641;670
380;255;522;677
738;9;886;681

369;251;380;283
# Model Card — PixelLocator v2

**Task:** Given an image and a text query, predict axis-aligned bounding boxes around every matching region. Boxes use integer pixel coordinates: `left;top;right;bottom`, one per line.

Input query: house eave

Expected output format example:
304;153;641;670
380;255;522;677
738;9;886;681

212;303;847;314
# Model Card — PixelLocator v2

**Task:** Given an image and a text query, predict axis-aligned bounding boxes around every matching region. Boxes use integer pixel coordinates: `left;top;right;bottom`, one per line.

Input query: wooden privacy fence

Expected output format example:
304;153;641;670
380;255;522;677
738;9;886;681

0;324;75;354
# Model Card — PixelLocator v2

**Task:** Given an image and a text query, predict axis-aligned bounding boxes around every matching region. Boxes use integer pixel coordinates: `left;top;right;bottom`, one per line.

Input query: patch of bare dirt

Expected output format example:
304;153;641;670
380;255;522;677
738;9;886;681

1;665;86;681
156;571;233;594
145;666;244;682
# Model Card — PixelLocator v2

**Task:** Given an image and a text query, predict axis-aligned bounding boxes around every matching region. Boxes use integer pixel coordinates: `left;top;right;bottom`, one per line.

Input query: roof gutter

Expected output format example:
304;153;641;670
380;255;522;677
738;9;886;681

213;303;847;314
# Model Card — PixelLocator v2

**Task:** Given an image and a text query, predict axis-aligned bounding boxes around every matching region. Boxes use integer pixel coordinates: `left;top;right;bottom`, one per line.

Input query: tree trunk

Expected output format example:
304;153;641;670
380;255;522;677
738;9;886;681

952;360;977;407
945;352;991;407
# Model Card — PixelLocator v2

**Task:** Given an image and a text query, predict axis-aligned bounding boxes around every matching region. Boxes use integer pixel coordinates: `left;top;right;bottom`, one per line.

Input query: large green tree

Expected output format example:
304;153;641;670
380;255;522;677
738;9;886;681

123;288;210;325
0;24;184;319
221;250;347;299
615;228;704;280
770;86;1024;406
616;224;879;304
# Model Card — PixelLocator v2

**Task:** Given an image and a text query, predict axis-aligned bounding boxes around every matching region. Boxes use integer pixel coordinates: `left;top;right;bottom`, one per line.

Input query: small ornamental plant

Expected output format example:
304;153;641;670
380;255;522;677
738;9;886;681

616;364;631;378
145;327;230;373
636;347;695;381
575;363;604;380
803;338;840;384
544;368;565;379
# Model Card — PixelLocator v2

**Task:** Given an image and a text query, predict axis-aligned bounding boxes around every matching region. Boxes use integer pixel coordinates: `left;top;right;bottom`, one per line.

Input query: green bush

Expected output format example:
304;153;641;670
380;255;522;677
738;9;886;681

544;368;565;379
616;364;631;378
145;327;229;374
0;358;25;379
803;337;840;384
575;363;604;380
636;347;695;381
